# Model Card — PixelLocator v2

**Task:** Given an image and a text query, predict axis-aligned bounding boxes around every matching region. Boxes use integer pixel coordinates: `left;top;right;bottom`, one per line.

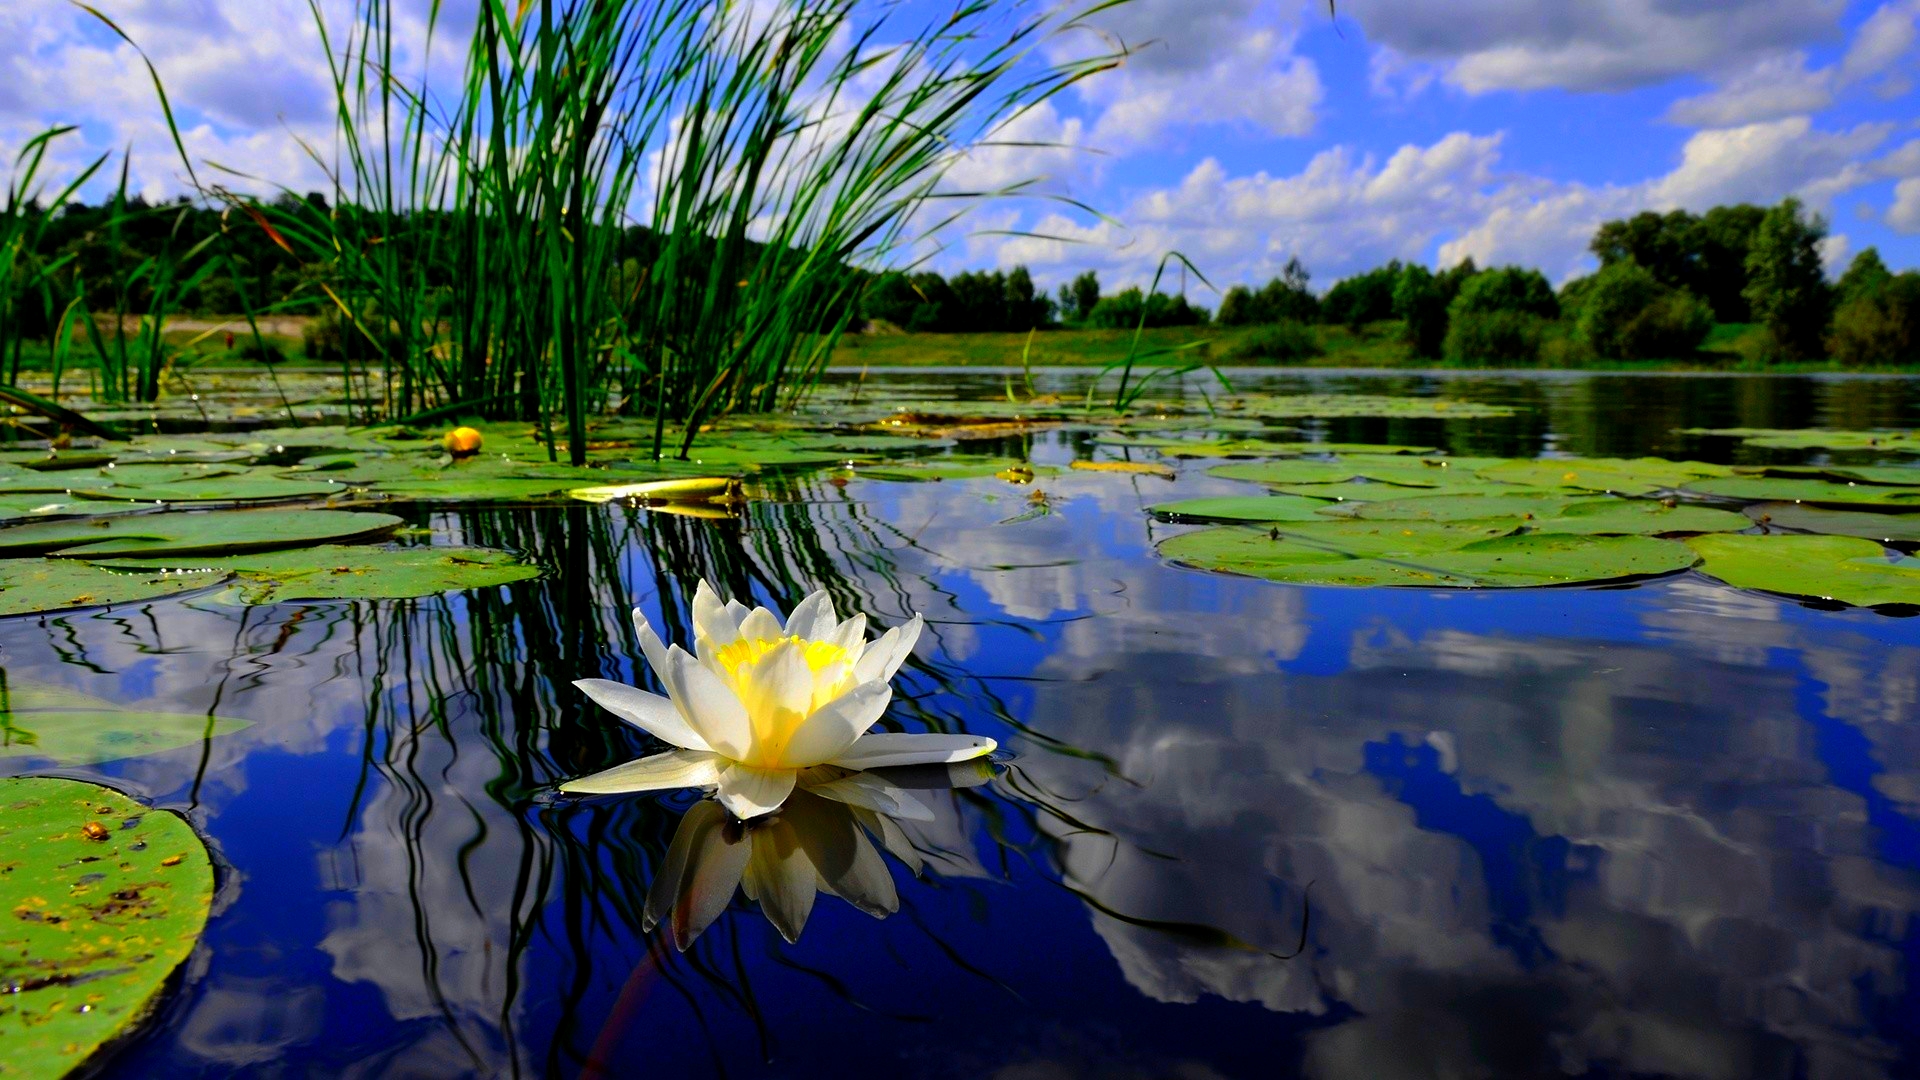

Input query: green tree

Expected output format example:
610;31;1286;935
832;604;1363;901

1742;197;1832;361
1834;247;1893;308
1696;203;1766;321
1056;270;1099;323
1392;264;1447;359
1217;257;1319;326
1449;266;1559;319
1830;271;1920;366
1575;260;1712;360
1320;260;1403;327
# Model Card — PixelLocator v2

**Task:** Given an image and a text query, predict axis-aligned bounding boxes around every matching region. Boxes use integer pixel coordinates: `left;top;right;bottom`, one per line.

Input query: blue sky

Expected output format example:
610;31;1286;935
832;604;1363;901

4;0;1918;295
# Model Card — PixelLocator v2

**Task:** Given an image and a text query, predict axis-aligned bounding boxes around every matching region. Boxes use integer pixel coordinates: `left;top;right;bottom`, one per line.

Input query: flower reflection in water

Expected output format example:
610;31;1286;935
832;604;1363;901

645;761;994;948
563;582;996;818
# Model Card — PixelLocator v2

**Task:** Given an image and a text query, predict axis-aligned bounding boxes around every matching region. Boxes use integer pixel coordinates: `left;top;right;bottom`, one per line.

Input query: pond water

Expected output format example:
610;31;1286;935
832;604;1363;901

13;368;1920;1079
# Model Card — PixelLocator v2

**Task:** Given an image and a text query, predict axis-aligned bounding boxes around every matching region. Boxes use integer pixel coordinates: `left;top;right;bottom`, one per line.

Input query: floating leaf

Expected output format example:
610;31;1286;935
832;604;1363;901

1148;495;1338;522
1731;464;1920;486
1526;499;1752;535
568;477;744;504
0;777;213;1078
1161;520;1695;588
1475;457;1731;495
73;476;349;504
0;679;250;764
1686;533;1920;607
1347;493;1586;521
852;457;1055;482
1208;460;1472;487
0;509;403;558
1070;460;1175;478
104;545;540;605
1682;427;1920;453
0;560;223;617
1746;503;1920;543
1270;481;1550;504
1225;394;1518;419
1683;477;1920;507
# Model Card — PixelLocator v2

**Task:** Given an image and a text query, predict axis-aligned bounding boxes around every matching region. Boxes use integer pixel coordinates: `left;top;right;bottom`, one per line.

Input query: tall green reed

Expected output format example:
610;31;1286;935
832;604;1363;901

232;0;1130;464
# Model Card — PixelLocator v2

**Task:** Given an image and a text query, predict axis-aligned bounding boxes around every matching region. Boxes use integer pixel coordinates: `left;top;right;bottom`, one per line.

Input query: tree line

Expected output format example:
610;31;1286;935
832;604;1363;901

861;197;1917;366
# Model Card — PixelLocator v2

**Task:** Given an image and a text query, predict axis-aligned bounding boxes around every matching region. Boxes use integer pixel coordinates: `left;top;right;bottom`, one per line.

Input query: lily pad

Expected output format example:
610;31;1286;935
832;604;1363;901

1348;493;1586;522
1227;394;1518;419
0;777;214;1078
0;679;250;764
852;457;1054;482
1681;427;1920;453
1746;503;1920;543
1682;477;1920;507
0;561;223;617
1208;460;1472;487
1527;499;1753;536
1148;495;1341;522
1271;481;1550;504
1475;457;1731;495
73;475;348;504
103;545;541;605
1162;521;1696;588
1686;533;1920;607
0;509;404;558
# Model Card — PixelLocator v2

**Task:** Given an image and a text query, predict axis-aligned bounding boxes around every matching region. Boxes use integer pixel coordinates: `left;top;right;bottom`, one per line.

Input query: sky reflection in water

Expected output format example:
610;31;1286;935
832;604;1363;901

7;371;1920;1078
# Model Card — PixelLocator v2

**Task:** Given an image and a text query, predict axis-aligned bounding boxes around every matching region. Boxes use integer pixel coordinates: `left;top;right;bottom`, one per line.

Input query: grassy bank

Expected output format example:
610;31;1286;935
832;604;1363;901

826;320;1920;373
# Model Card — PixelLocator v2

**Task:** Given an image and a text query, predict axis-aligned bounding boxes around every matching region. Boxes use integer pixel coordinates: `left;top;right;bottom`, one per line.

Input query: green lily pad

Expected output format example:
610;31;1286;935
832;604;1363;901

0;561;224;617
1147;495;1341;522
73;475;349;504
1682;427;1920;453
1227;394;1518;419
1527;499;1753;536
1731;464;1920;486
1347;493;1586;522
851;457;1054;482
1162;520;1695;588
1682;477;1920;507
1474;457;1731;495
1208;460;1474;487
1686;533;1920;606
0;679;250;764
1746;503;1920;543
0;777;214;1078
1270;481;1551;504
104;545;541;605
0;509;404;558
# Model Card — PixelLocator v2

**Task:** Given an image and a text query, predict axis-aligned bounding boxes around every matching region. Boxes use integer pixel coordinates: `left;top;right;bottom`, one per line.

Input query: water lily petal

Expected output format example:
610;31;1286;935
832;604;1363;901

692;580;745;655
808;769;934;822
828;732;997;770
572;679;711;751
792;795;897;918
630;607;674;681
740;605;783;643
783;590;837;642
664;645;753;759
734;639;815;732
559;748;720;795
853;614;922;684
644;800;722;934
743;818;816;942
781;681;892;767
829;613;869;658
851;806;925;877
714;761;799;819
667;802;751;951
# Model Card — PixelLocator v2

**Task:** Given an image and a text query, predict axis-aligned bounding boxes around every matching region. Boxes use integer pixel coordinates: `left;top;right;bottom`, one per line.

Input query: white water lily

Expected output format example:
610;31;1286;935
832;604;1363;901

562;582;996;818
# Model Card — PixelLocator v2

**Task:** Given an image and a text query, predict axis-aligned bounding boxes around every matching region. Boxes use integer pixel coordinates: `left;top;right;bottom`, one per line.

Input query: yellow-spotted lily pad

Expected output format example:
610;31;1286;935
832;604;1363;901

0;777;214;1079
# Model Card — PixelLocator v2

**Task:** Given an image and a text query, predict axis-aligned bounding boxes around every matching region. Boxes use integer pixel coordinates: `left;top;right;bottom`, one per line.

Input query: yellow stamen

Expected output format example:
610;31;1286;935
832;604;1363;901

713;634;850;679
